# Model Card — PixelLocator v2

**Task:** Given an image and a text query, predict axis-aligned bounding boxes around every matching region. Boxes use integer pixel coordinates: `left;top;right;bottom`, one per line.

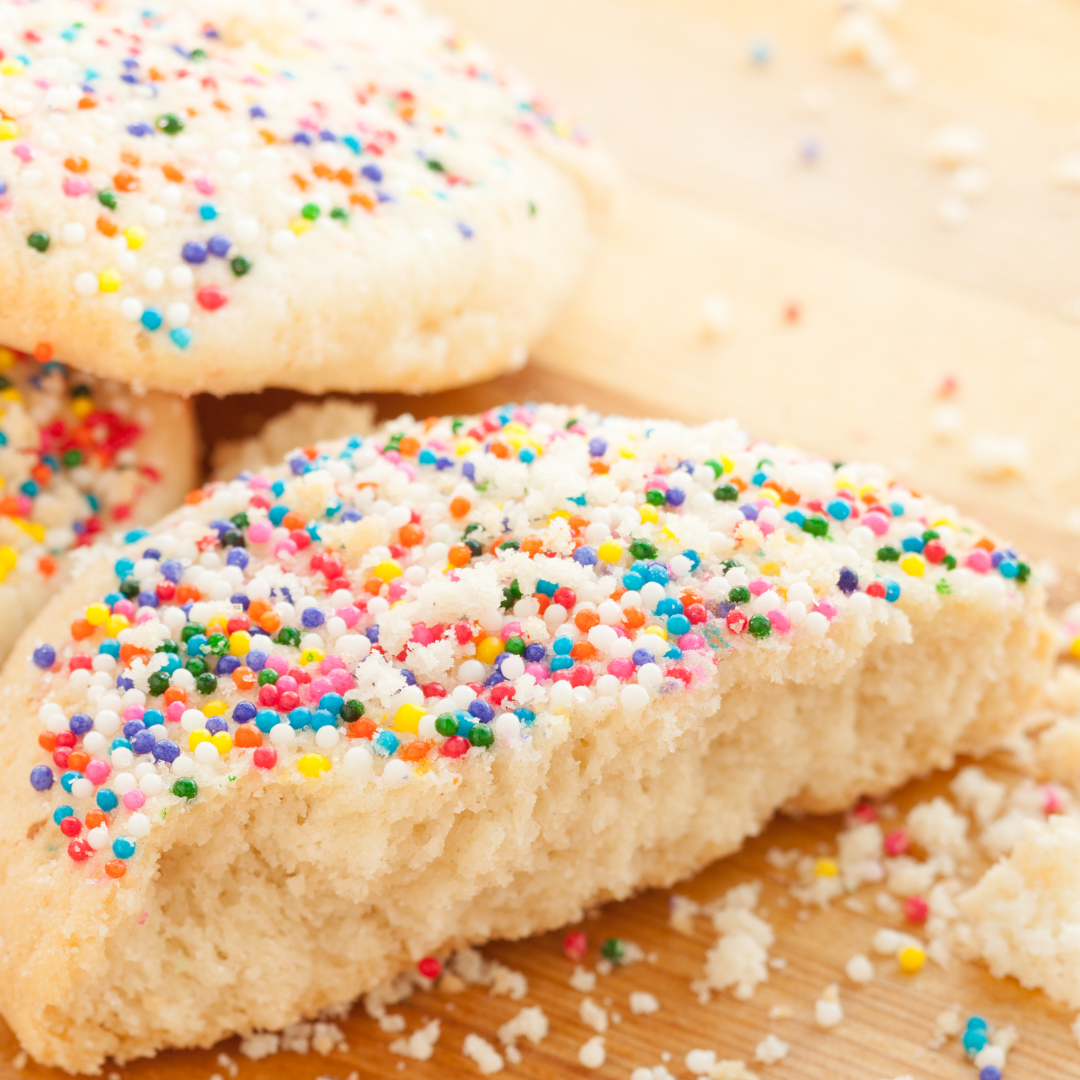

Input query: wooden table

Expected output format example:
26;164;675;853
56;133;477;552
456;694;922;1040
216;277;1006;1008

7;0;1080;1075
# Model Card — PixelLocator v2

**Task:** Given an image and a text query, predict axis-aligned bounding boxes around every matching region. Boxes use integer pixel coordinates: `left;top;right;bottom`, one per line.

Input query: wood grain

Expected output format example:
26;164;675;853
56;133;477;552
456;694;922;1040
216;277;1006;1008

7;0;1080;1075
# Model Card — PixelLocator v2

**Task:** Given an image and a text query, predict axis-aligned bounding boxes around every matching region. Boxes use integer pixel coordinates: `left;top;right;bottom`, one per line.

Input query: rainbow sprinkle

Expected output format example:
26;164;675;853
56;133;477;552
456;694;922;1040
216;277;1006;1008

25;405;1032;881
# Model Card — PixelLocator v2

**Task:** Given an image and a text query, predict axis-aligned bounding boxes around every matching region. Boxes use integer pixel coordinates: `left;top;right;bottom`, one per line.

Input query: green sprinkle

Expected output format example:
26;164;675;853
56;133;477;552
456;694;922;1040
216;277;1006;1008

155;112;184;135
713;484;739;502
1017;562;1031;583
195;672;218;695
257;669;278;686
435;713;458;737
801;517;829;538
97;189;117;209
341;699;365;722
600;938;626;963
147;671;170;696
629;540;657;560
876;546;901;562
935;578;953;595
501;579;522;611
330;207;349;222
276;626;301;647
301;202;320;221
62;449;82;467
27;231;50;253
469;724;494;747
426;159;446;173
171;777;198;800
645;489;666;506
230;255;252;277
703;458;724;478
748;614;772;638
728;586;751;604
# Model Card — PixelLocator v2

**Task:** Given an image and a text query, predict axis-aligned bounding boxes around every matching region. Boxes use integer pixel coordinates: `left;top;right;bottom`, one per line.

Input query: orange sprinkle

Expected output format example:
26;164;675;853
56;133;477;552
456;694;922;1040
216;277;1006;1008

399;522;424;548
258;611;282;634
67;751;90;773
162;164;184;182
571;640;597;661
85;808;108;830
163;687;187;707
184;489;207;505
33;342;52;363
175;584;201;605
398;436;420;456
282;511;306;531
450;497;471;518
248;599;272;622
71;618;94;640
64;156;90;173
574;609;601;633
96;216;117;237
104;860;126;879
520;536;543;557
447;544;472;568
234;725;262;748
120;151;140;167
232;667;256;692
623;607;646;629
400;740;431;762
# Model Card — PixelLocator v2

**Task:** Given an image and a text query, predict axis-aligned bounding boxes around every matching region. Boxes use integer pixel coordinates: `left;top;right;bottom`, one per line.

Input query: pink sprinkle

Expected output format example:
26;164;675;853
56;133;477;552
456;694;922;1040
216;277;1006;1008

264;654;289;675
383;450;401;464
123;789;146;811
166;701;185;723
328;668;353;693
903;896;929;924
63;177;91;197
411;624;435;646
864;512;890;536
308;677;333;701
884;829;909;857
524;662;548;681
113;599;136;619
748;578;770;597
500;621;523;642
813;599;838;620
397;463;416;481
607;658;634;679
320;654;345;674
513;408;534;425
645;478;669;493
966;549;992;574
766;609;790;633
136;610;156;624
193;176;215;195
85;759;110;785
335;606;360;628
123;706;146;721
249;475;271;490
759;521;775;536
387;580;407;602
678;632;707;651
276;675;298;695
852;802;877;824
1043;784;1067;815
274;539;298;558
13;144;33;162
248;521;273;544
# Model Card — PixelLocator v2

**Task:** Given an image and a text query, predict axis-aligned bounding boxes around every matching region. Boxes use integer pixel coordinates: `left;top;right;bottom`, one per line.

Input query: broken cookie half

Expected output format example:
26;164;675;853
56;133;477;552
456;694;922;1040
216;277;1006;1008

0;405;1050;1072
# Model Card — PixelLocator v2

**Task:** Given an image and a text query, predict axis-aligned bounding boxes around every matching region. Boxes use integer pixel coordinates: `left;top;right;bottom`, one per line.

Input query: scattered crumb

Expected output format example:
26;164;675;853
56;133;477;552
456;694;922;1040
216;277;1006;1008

497;1005;548;1049
686;1049;718;1075
570;965;598;993
216;1051;239;1079
670;894;701;935
578;1036;606;1069
753;1034;790;1065
768;1005;793;1020
814;984;844;1029
845;954;874;984
631;1068;677;1080
463;1034;504;1075
630;991;661;1015
704;883;775;1000
390;1020;441;1061
579;997;609;1034
11;1052;27;1071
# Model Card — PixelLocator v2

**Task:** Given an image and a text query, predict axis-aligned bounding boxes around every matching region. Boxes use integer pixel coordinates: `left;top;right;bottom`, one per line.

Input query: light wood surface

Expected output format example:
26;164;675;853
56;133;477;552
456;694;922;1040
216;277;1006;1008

7;0;1080;1076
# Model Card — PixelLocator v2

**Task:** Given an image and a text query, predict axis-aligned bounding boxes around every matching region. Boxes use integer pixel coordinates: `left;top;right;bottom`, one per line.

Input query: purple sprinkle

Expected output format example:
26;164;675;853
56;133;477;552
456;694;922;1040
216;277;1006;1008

361;164;383;183
152;740;180;763
207;234;231;257
30;765;54;791
181;241;207;264
32;644;56;669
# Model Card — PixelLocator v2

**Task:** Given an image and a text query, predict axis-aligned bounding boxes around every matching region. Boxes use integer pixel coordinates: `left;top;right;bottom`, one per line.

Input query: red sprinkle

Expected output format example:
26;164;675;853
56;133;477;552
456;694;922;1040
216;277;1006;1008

563;931;587;962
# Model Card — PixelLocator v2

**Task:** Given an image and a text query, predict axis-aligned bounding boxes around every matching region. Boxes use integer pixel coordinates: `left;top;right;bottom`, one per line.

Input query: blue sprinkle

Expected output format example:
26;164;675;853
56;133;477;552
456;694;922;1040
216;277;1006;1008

573;546;598;566
524;643;546;662
827;499;851;520
96;788;119;812
373;730;399;756
169;328;192;349
141;307;163;331
457;222;474;239
552;636;573;655
198;204;218;221
30;765;53;791
666;487;685;506
233;701;258;724
837;568;859;595
256;710;278;734
249;105;266;119
468;699;494;723
302;608;326;628
112;836;136;860
288;707;313;730
69;713;93;736
53;805;74;824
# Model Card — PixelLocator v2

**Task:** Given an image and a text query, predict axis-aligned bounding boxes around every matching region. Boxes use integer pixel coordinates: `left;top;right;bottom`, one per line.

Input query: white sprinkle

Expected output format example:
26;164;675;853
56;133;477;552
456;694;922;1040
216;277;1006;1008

271;228;298;254
143;267;164;291
270;723;296;748
61;222;87;246
73;271;98;297
700;294;732;339
165;302;191;328
168;265;194;289
119;297;144;322
845;953;874;984
143;204;167;228
127;813;151;838
87;824;110;850
579;997;608;1033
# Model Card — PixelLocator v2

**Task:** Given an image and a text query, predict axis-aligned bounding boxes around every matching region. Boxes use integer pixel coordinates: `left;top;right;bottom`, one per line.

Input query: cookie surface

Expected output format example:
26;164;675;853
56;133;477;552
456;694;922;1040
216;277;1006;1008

0;346;196;664
0;0;612;395
0;404;1049;1071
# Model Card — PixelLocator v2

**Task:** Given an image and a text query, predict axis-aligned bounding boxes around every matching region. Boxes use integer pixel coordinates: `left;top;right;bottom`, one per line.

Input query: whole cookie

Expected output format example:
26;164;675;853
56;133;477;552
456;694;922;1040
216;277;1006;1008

0;0;613;395
0;345;196;663
0;403;1049;1072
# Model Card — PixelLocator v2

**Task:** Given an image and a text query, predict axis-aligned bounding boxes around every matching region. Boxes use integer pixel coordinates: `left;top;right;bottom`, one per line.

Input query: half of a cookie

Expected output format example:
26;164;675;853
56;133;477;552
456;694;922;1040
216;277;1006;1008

0;0;613;396
0;405;1049;1071
0;346;197;665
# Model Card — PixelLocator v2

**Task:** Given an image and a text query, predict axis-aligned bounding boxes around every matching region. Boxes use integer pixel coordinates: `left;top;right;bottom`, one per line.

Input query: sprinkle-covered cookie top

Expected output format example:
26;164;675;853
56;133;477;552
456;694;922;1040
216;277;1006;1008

0;345;165;589
0;0;599;382
25;405;1032;882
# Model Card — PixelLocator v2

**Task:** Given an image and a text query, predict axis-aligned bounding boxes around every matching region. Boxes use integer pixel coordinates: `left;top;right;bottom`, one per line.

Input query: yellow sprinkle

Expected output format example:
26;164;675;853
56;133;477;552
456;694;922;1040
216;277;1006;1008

547;510;571;523
202;701;227;717
414;760;432;776
475;636;503;665
98;268;122;292
720;454;735;473
0;546;17;572
900;554;925;578
639;505;659;524
371;560;402;582
229;630;251;657
618;447;635;459
644;625;665;638
932;517;956;530
0;387;22;403
0;347;15;370
1070;636;1080;661
13;518;43;542
0;60;24;76
597;540;623;564
0;119;18;140
188;729;210;750
123;226;146;250
898;946;925;974
393;702;426;734
206;615;229;633
85;603;109;626
105;614;129;637
760;562;780;576
297;752;331;777
759;488;780;506
300;648;324;665
288;217;313;235
210;732;233;754
815;857;838;877
455;437;478;455
71;397;94;419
